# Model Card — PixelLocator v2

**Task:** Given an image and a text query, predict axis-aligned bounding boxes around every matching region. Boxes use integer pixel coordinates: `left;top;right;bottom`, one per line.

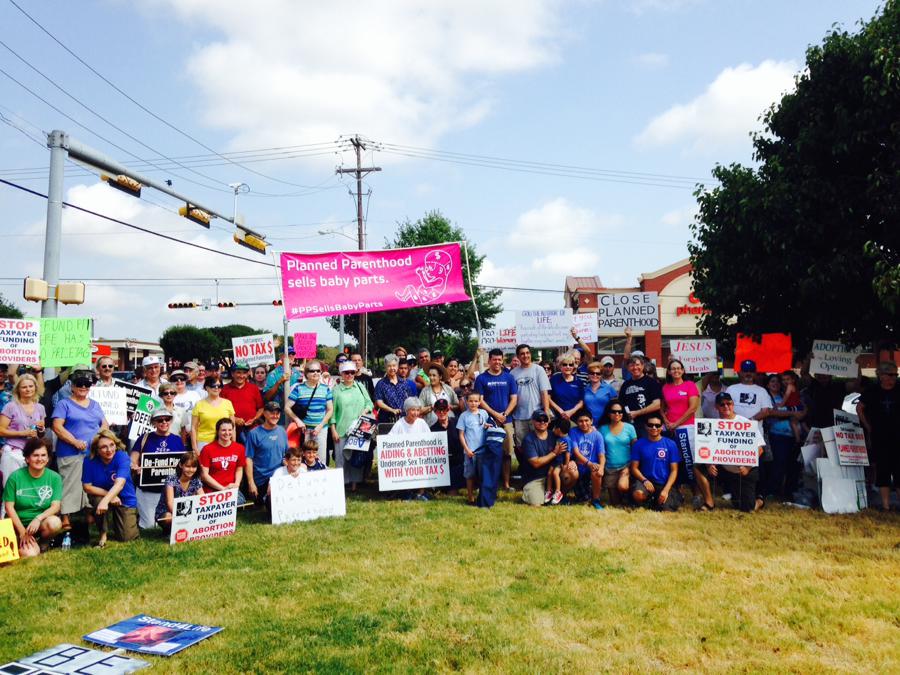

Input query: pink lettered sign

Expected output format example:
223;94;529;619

293;333;318;359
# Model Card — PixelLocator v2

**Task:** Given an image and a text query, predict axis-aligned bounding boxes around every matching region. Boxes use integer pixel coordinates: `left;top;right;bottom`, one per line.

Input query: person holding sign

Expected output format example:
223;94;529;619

391;397;433;501
155;451;203;531
82;430;139;546
191;376;235;452
52;369;108;531
0;374;46;488
2;438;62;557
629;415;680;511
857;362;899;511
130;408;185;529
199;418;247;504
706;393;765;513
418;362;459;425
331;362;374;491
221;362;264;442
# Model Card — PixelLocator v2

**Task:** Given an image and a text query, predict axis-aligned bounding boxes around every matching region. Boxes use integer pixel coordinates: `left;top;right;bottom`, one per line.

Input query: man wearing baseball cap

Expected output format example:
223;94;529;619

598;356;622;394
244;400;288;504
136;355;164;395
706;391;766;512
222;362;264;442
520;409;578;506
725;360;773;421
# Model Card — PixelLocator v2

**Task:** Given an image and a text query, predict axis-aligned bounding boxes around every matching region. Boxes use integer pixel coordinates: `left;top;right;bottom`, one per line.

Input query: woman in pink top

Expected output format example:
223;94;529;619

662;359;714;511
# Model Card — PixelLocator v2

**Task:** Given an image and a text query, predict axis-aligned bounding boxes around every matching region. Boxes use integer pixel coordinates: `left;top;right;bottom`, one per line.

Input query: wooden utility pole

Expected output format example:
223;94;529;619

335;135;381;361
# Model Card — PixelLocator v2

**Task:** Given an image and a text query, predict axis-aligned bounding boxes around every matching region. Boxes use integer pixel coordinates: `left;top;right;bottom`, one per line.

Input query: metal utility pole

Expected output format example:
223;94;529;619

335;135;380;361
42;130;67;318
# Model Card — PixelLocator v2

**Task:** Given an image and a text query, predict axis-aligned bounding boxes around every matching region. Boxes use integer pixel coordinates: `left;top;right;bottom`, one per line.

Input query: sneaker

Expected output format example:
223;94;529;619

415;493;429;502
544;490;553;504
591;499;604;510
722;493;732;501
551;490;564;505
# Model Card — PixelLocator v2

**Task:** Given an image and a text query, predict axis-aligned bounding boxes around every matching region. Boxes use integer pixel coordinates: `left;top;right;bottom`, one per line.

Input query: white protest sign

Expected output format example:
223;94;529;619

170;489;238;544
128;394;161;441
572;313;598;343
376;431;450;491
809;339;861;378
693;418;763;466
89;386;128;425
827;423;868;466
479;327;518;353
0;318;40;366
270;468;346;525
231;333;276;367
670;338;717;374
515;309;573;348
833;408;859;426
597;292;659;335
11;643;149;674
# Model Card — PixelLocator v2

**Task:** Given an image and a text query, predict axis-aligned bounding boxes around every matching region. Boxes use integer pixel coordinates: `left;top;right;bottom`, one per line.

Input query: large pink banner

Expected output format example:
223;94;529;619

279;243;470;320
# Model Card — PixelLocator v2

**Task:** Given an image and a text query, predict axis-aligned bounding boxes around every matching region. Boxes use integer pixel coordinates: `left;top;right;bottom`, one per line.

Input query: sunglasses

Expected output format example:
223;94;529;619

533;417;549;423
306;369;321;374
588;371;602;376
207;383;223;389
99;364;115;369
170;376;187;382
161;391;176;396
72;378;93;387
609;409;624;414
154;417;173;422
646;423;663;429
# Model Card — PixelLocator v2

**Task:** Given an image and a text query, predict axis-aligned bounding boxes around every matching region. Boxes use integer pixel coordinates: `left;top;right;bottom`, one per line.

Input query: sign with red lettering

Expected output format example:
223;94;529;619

670;339;717;374
231;333;275;367
693;417;763;466
0;318;40;366
479;327;517;353
169;489;238;545
376;431;450;491
829;423;869;466
293;332;317;359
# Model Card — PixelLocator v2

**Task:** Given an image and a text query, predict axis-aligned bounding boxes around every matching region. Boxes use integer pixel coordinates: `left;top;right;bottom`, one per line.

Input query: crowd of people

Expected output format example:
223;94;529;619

1;332;897;557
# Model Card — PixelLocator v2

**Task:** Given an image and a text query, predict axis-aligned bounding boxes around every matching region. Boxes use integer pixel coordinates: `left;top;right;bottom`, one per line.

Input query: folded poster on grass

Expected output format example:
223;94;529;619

83;615;223;656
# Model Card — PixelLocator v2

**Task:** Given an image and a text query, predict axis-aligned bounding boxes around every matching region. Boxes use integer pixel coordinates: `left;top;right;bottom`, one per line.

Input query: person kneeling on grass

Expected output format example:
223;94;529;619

2;438;62;557
199;418;247;505
82;430;139;547
521;411;577;506
156;452;203;532
569;410;606;510
629;414;680;512
707;392;765;513
546;418;572;505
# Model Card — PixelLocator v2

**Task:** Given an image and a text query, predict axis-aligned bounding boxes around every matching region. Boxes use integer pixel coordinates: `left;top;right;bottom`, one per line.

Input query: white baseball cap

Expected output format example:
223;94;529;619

142;355;161;367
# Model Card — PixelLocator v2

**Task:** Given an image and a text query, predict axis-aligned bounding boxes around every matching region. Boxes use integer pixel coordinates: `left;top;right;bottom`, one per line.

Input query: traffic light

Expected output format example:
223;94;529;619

233;227;267;255
102;173;142;198
218;302;236;308
179;204;211;228
272;300;283;306
168;302;197;309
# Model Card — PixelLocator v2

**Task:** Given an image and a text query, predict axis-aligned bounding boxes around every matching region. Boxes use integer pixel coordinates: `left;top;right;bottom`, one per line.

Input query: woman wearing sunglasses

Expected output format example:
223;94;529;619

191;376;235;452
549;351;585;421
286;360;334;467
598;399;637;506
51;366;109;531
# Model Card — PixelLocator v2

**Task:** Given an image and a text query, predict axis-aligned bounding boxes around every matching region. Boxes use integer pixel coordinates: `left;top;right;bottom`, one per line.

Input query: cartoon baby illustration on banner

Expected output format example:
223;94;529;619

395;249;453;305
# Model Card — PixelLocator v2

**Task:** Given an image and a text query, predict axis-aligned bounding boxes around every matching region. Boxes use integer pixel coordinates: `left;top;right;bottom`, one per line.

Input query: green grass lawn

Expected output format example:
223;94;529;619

2;494;899;674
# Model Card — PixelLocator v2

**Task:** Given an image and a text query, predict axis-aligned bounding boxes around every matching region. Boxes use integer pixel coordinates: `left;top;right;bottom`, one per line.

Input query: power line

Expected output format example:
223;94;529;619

0;178;276;267
7;0;337;192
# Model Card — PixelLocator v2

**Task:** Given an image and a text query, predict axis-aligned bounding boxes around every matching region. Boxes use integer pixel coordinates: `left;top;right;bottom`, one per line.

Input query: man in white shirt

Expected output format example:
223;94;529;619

726;360;772;421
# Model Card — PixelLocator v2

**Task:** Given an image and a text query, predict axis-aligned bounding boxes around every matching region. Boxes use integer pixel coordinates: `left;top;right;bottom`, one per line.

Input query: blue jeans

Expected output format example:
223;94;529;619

766;433;795;497
476;443;503;508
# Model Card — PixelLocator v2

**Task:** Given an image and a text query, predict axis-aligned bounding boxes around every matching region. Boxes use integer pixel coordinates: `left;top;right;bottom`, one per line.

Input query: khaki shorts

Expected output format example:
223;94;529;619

513;420;532;449
522;477;546;506
58;454;88;515
88;494;139;542
502;423;514;456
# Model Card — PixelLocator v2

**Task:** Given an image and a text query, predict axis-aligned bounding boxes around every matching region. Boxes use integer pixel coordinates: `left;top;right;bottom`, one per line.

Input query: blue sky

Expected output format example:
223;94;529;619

0;0;883;355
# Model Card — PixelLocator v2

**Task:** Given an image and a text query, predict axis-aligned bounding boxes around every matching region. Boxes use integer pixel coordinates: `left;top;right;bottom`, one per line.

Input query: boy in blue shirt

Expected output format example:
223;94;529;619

629;414;680;511
457;392;490;505
569;410;606;509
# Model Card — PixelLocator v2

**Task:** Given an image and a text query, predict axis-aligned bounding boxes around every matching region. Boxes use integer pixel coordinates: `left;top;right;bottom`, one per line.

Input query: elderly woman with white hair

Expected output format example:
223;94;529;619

389;397;433;501
375;354;417;427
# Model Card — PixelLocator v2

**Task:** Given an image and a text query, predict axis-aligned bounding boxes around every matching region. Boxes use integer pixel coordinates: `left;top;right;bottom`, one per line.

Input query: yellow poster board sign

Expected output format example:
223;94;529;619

0;518;20;563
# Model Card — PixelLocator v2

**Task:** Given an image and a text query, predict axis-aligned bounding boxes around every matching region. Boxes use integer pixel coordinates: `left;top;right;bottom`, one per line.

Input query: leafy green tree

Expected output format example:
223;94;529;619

690;1;899;353
159;325;221;364
0;294;24;319
328;211;502;360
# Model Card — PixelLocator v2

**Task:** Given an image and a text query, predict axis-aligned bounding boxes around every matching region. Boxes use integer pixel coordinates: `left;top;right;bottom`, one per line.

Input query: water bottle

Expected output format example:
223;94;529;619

61;532;71;550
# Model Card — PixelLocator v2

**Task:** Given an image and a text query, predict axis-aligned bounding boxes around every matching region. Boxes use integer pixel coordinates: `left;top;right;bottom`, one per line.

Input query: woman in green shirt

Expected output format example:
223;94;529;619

2;438;62;557
330;362;374;491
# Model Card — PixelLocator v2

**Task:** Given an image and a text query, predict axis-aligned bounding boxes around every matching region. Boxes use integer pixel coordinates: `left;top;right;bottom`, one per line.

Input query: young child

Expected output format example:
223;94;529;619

547;418;572;505
457;392;490;505
301;439;327;471
156;452;203;531
779;372;804;443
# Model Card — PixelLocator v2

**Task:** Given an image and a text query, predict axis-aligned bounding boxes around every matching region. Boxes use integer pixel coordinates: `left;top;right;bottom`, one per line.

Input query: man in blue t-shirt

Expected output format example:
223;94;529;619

520;410;577;506
629;414;680;511
245;402;289;503
475;348;519;490
569;410;606;509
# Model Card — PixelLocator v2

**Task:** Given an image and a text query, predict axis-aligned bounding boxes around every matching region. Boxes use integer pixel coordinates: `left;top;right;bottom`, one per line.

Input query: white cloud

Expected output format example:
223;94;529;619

155;0;565;156
624;0;703;15
660;205;697;228
634;52;670;68
634;60;798;154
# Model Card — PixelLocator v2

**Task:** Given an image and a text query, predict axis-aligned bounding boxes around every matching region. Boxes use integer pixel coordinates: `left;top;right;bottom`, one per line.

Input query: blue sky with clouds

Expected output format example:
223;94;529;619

0;0;883;353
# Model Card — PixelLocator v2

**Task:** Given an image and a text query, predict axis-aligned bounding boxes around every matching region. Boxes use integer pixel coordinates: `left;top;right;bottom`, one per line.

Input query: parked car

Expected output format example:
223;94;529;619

113;371;135;382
